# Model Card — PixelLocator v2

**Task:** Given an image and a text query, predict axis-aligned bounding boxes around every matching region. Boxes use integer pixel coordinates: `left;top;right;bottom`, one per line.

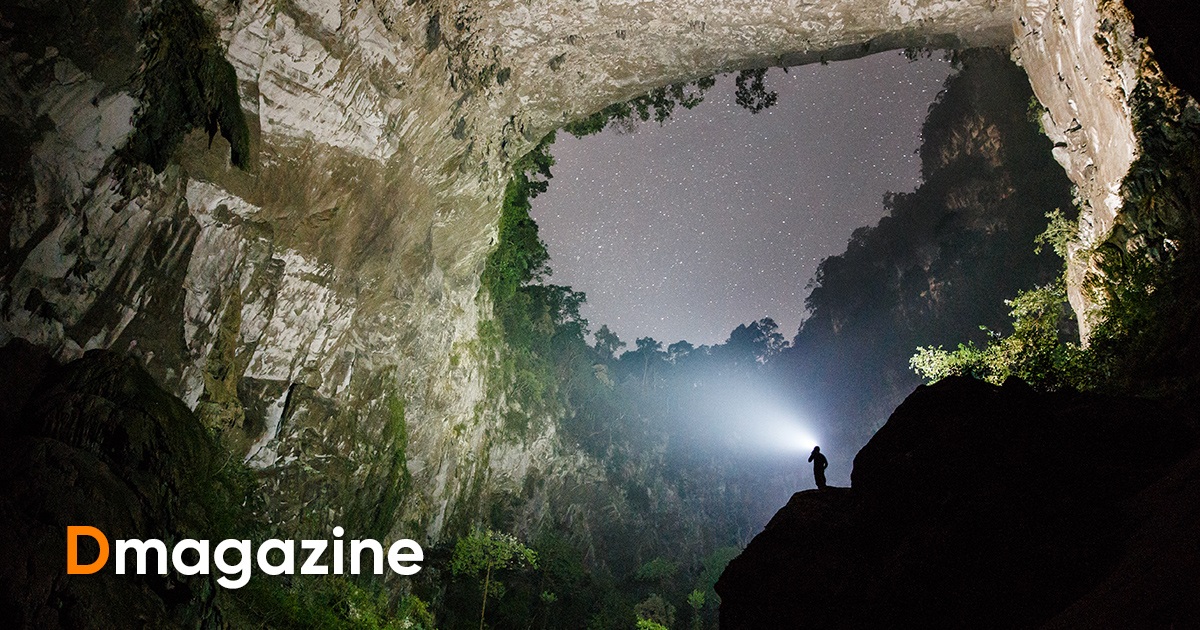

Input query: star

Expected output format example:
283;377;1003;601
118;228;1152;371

531;51;952;346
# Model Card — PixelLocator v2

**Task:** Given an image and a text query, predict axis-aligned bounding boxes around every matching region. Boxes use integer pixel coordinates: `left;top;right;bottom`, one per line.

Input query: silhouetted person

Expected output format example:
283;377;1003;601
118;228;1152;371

808;446;828;489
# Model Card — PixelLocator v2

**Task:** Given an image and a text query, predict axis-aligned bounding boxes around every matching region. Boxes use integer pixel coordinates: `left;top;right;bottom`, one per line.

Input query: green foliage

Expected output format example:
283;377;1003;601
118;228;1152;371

234;576;436;630
1026;95;1048;131
635;557;679;583
452;530;539;577
907;165;1095;391
634;594;675;629
1081;65;1200;345
564;78;717;137
509;530;605;629
480;135;591;436
902;47;953;62
483;139;555;304
142;381;429;630
911;72;1200;393
696;546;740;606
202;450;433;629
399;595;439;630
920;58;1200;398
687;589;706;630
1033;208;1077;259
127;0;250;171
909;342;988;382
636;619;670;630
719;317;786;365
452;529;539;630
734;68;777;114
910;281;1091;390
367;391;412;540
563;69;781;138
594;324;627;361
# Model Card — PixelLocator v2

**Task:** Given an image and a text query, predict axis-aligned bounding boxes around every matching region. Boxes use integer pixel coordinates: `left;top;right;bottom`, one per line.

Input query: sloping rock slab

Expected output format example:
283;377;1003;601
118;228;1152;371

717;376;1197;629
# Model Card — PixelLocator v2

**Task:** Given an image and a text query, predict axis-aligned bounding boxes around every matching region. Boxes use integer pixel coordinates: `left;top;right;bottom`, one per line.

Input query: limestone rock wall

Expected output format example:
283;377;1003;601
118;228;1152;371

0;0;1173;541
1013;0;1142;334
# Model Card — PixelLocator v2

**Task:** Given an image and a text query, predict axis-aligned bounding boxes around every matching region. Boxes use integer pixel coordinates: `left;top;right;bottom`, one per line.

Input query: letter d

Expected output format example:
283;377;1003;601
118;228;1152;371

67;526;109;574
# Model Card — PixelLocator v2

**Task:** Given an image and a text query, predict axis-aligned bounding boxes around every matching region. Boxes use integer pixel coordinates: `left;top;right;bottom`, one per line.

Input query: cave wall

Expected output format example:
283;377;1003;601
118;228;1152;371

1013;0;1147;335
0;0;1175;540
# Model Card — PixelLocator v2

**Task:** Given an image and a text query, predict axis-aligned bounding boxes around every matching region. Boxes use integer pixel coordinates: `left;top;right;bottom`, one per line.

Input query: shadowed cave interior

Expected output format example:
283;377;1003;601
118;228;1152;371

2;1;1200;629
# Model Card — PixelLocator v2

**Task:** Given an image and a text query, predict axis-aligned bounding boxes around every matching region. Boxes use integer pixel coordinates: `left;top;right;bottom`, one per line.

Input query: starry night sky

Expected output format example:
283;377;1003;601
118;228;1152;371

530;51;954;346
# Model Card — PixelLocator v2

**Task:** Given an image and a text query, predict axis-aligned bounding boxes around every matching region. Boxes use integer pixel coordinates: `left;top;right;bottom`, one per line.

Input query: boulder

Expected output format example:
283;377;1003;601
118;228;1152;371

0;341;244;629
717;376;1198;629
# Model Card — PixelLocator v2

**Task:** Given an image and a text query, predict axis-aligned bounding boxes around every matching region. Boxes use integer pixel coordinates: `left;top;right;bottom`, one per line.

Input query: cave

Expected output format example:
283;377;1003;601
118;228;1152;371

2;0;1199;627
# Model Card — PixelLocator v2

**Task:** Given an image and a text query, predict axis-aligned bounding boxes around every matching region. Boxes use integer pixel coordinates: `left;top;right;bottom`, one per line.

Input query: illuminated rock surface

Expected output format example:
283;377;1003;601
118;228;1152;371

0;0;1192;544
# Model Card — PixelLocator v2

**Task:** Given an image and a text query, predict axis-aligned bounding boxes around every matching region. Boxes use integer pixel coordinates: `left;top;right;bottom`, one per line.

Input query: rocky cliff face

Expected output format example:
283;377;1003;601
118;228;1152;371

1013;0;1198;335
784;48;1074;452
716;376;1200;628
0;0;1189;542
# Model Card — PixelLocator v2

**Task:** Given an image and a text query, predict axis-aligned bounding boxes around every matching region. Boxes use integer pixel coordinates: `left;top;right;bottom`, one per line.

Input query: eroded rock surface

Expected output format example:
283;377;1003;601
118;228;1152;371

1013;0;1199;335
0;0;1192;542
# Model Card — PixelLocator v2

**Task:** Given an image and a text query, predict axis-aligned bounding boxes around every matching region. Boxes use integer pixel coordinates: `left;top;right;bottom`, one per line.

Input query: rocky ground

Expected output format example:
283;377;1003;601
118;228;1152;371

717;376;1200;628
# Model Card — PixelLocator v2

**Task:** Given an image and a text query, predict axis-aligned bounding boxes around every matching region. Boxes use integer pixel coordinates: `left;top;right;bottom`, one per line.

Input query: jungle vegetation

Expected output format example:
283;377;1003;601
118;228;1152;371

442;49;1109;630
910;52;1200;404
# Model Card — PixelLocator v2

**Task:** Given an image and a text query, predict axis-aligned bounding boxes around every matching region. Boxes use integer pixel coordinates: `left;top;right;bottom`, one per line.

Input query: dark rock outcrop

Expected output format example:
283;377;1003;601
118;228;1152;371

717;376;1199;629
0;340;249;629
1125;0;1200;101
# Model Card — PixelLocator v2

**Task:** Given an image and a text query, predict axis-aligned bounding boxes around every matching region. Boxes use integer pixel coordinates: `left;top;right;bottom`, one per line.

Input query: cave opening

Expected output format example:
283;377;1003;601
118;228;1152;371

5;0;1200;627
510;48;1075;489
450;45;1085;628
531;51;954;347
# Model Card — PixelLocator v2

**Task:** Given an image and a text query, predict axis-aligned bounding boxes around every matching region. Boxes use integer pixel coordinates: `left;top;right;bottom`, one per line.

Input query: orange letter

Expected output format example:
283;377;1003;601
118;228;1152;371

67;526;109;574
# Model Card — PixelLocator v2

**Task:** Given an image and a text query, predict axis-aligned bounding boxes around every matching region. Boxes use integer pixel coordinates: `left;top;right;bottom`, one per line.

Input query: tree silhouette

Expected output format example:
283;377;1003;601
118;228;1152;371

722;317;788;365
734;68;778;114
594;324;627;360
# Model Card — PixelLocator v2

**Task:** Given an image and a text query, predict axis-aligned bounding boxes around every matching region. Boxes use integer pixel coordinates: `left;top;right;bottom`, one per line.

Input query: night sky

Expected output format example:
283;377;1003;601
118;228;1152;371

531;51;954;346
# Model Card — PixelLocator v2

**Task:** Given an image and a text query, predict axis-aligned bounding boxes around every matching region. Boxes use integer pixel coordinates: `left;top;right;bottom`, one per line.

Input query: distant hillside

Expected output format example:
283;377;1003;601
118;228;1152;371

779;49;1075;461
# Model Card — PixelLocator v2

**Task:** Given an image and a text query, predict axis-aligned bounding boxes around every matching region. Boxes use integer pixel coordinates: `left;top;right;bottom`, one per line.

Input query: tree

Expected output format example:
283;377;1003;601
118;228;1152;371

630;337;666;388
909;281;1090;390
666;341;695;364
697;546;741;606
634;594;675;629
482;140;555;308
722;317;787;365
594;325;627;361
452;530;539;630
634;557;679;591
734;68;778;114
687;589;706;630
565;77;717;137
398;594;437;630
